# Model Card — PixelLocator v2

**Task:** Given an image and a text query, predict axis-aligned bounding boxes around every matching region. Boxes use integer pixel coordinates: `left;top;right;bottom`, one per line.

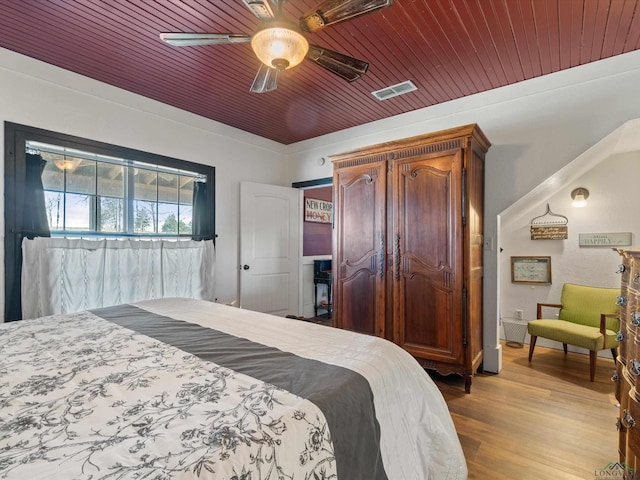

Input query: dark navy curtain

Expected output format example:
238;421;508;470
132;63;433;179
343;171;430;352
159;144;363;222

6;152;50;320
191;180;212;241
23;153;51;238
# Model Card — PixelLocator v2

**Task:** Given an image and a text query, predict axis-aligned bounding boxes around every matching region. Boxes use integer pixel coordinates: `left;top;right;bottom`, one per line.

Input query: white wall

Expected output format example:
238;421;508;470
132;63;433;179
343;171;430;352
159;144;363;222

500;149;639;353
0;48;289;317
285;49;640;373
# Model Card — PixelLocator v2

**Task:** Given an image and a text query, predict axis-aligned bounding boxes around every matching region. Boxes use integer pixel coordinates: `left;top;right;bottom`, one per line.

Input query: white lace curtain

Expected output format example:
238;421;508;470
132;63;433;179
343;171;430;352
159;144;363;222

22;237;215;319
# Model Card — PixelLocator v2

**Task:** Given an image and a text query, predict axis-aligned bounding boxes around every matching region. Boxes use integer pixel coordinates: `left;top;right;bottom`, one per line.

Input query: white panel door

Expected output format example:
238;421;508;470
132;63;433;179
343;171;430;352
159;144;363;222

239;181;301;315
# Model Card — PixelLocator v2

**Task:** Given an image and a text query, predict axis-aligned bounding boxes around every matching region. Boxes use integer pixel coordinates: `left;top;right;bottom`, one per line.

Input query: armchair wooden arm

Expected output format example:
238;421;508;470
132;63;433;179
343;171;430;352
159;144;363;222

600;312;620;336
537;302;562;319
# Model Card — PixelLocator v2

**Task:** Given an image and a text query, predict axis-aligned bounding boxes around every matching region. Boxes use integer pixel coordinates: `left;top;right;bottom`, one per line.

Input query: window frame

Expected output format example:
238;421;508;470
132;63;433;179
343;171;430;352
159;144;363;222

36;148;202;236
4;122;216;320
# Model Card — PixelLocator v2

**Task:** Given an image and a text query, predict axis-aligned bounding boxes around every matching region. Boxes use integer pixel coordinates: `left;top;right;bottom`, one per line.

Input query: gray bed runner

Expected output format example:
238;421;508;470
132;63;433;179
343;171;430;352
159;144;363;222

93;304;388;480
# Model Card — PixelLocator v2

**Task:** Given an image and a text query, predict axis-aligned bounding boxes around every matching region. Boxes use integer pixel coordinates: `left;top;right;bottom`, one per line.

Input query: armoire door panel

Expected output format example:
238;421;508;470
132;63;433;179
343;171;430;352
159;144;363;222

333;159;386;337
338;179;380;261
397;262;457;353
404;278;449;337
397;156;459;271
393;153;463;360
337;269;379;335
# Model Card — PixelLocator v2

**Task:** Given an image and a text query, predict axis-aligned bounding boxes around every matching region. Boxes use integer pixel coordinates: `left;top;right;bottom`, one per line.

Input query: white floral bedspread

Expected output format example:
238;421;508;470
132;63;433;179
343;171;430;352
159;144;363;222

0;311;336;479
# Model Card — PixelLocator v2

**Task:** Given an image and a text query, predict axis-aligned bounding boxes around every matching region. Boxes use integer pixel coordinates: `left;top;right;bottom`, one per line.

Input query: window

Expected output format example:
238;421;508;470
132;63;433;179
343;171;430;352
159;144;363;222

4;122;216;320
30;140;201;236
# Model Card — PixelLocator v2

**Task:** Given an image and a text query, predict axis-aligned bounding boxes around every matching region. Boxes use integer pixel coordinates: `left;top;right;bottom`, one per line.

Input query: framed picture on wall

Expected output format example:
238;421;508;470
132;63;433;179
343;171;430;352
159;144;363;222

304;197;333;224
511;256;552;284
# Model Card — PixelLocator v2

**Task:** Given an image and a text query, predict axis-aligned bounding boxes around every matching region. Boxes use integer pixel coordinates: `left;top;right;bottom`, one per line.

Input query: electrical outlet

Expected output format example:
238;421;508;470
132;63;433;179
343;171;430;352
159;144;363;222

515;309;524;321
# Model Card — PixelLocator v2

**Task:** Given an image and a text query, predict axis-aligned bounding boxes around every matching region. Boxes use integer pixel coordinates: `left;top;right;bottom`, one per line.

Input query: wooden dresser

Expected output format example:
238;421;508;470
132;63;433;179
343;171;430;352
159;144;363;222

616;248;640;474
330;124;490;393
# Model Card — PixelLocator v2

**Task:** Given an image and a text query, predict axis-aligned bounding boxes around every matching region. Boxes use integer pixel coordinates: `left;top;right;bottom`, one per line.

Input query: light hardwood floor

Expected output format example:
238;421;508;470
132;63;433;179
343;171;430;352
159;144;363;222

430;342;619;480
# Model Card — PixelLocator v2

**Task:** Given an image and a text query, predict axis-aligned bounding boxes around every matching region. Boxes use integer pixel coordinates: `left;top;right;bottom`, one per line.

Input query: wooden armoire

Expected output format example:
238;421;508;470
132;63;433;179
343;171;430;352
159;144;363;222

331;124;490;393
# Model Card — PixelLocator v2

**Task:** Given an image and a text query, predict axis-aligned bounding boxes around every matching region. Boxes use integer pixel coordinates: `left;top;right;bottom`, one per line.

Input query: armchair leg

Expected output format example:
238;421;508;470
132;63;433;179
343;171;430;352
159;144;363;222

563;343;568;355
528;336;537;362
611;348;618;361
589;350;596;382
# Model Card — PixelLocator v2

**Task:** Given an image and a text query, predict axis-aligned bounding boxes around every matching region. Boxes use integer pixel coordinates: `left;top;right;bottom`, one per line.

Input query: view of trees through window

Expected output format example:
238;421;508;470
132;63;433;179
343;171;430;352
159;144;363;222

31;141;200;236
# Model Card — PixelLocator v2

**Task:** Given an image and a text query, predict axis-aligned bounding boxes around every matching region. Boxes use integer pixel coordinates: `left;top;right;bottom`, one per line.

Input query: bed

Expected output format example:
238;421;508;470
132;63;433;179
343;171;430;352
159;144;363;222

0;298;467;479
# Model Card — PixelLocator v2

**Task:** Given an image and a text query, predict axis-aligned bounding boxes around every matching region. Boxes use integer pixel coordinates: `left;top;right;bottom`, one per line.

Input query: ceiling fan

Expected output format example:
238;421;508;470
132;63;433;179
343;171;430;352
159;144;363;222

159;0;392;93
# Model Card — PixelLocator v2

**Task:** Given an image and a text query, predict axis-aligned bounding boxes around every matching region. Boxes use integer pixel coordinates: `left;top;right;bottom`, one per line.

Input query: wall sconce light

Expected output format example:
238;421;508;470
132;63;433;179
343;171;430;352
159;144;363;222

571;187;589;208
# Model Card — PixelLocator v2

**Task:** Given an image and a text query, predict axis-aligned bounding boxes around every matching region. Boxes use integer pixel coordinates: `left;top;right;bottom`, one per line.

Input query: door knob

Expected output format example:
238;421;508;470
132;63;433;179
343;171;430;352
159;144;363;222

242;264;250;270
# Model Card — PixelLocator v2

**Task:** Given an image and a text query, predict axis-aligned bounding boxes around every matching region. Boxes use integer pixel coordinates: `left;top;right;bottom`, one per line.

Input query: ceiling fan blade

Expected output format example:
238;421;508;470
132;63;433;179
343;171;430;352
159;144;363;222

300;0;392;32
159;33;251;46
242;0;275;19
306;44;368;82
250;64;279;93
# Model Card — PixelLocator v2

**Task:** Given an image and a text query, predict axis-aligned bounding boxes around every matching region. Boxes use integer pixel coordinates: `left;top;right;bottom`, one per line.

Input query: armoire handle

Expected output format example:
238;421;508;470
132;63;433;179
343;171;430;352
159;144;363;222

394;235;401;280
379;232;385;279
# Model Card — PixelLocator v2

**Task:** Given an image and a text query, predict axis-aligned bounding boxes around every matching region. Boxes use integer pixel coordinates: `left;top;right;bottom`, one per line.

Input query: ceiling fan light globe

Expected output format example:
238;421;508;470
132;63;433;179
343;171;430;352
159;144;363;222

54;157;81;172
251;22;309;70
271;58;289;70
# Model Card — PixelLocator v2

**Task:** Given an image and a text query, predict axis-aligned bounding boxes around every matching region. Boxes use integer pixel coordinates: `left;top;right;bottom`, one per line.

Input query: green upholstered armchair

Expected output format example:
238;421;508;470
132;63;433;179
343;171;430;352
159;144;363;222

527;283;621;381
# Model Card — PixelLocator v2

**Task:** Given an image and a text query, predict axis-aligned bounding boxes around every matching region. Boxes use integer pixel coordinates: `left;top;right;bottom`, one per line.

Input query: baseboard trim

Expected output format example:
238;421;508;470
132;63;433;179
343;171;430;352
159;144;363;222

483;343;503;373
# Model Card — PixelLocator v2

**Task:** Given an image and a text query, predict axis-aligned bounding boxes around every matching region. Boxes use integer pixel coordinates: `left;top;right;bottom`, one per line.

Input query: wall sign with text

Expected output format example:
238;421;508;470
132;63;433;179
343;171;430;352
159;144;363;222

304;197;333;224
579;232;632;247
511;256;552;285
530;225;568;240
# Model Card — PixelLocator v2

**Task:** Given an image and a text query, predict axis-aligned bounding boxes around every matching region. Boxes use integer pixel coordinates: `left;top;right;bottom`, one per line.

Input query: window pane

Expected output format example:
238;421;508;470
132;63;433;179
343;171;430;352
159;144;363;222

41;156;64;191
134;168;157;201
44;190;64;230
64;193;91;230
66;160;96;195
97;163;124;197
99;197;124;232
179;204;193;234
180;177;194;205
158;203;179;233
158;173;178;203
134;200;156;233
23;132;212;240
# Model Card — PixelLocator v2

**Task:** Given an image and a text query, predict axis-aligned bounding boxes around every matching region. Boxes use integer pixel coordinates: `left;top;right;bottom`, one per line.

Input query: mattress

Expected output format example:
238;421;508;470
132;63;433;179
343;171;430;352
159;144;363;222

0;298;467;479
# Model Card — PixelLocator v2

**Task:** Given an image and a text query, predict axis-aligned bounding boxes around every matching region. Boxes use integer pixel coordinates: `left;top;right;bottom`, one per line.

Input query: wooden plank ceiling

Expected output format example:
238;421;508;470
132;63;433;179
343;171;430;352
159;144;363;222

0;0;639;145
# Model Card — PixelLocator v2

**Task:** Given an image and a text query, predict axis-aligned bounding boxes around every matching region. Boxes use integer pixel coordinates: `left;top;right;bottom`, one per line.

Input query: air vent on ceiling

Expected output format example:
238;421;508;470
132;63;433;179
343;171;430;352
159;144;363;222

371;80;417;101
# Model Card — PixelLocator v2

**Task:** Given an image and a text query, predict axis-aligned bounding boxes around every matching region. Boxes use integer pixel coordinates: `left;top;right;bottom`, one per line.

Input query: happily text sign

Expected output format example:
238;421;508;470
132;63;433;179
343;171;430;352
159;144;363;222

579;232;632;247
